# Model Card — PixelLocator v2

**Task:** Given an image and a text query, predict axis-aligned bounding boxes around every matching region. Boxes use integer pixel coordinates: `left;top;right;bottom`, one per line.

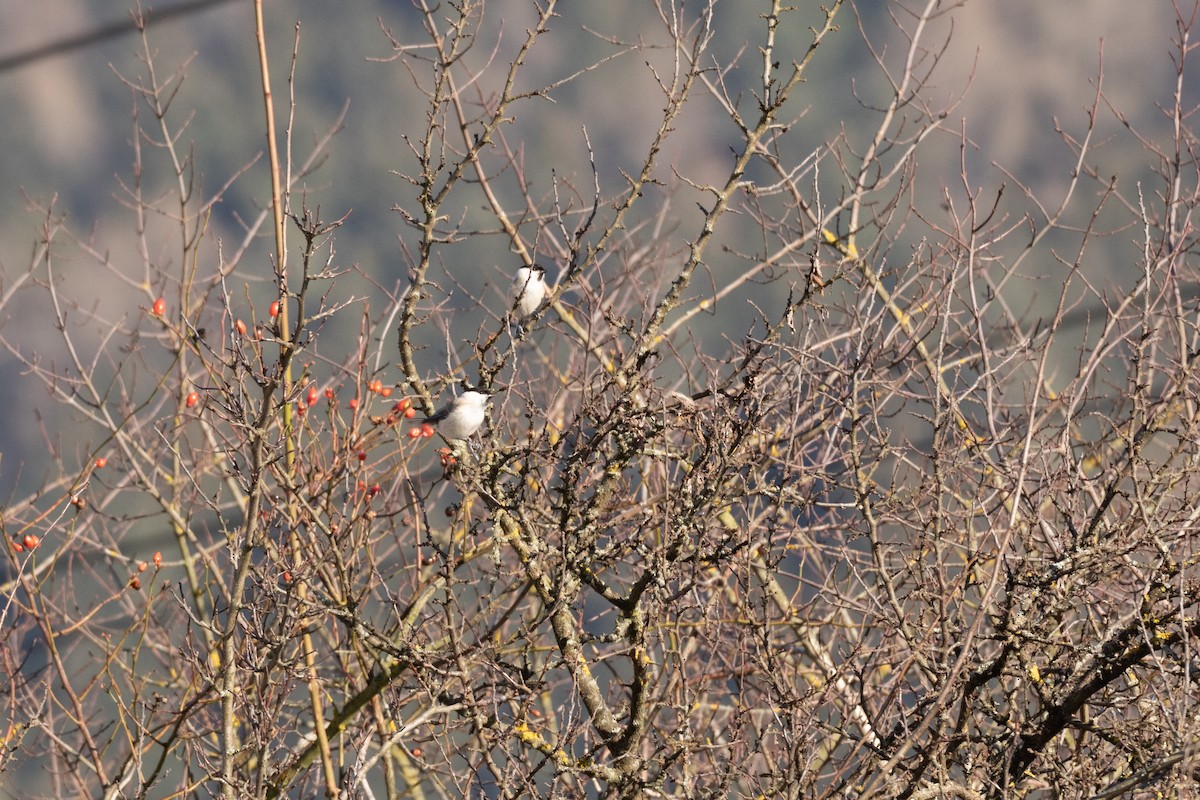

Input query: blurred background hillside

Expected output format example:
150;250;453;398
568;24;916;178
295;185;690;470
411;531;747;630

0;0;1182;498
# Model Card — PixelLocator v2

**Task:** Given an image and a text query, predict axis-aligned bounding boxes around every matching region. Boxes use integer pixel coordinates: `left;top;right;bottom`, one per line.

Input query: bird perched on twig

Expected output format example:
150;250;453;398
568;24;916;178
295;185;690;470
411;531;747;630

513;265;547;318
421;389;491;441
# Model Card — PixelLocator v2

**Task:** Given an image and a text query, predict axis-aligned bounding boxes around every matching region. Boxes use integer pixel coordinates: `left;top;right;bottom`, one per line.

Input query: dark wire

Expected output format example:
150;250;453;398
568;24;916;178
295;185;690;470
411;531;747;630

0;0;240;74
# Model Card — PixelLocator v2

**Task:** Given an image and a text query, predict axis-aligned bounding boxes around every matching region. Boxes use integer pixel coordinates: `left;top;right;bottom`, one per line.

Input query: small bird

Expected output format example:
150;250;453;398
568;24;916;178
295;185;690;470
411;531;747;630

513;265;547;318
422;389;491;441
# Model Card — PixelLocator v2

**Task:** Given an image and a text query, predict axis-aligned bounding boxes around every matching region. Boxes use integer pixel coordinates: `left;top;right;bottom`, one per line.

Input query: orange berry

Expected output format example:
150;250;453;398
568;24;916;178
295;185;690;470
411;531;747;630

269;300;280;318
94;457;108;469
129;576;141;590
153;551;163;567
411;747;422;757
137;561;148;573
421;424;435;438
307;386;319;407
22;534;39;550
12;542;23;553
186;391;200;408
151;297;166;316
407;427;423;439
282;570;292;584
324;388;335;401
398;398;412;411
380;387;393;398
235;319;247;336
404;407;416;419
349;398;359;410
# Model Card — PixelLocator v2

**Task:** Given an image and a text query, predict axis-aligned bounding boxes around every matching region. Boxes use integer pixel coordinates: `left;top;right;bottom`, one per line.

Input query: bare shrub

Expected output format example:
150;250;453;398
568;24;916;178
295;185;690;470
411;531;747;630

3;1;1200;798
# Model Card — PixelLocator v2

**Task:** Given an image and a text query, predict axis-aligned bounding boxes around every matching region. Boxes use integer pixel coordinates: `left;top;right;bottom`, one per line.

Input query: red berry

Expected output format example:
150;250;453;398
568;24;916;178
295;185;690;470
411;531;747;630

407;427;423;439
325;388;335;401
404;407;416;419
137;561;148;573
421;424;435;438
94;457;108;469
307;386;318;407
380;387;393;398
22;534;40;550
129;576;141;590
349;398;359;410
151;298;166;316
357;451;367;462
153;551;163;567
12;542;23;553
235;319;247;336
269;301;280;318
185;391;200;408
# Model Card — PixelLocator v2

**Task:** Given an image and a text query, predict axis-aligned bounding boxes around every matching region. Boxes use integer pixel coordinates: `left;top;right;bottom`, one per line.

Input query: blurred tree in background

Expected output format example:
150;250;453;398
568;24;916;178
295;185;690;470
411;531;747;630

2;1;1200;798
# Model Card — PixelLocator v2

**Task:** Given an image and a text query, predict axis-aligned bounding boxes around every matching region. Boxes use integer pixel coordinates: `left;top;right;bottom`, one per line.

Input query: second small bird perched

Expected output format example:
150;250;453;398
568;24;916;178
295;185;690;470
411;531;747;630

513;265;547;318
422;389;491;441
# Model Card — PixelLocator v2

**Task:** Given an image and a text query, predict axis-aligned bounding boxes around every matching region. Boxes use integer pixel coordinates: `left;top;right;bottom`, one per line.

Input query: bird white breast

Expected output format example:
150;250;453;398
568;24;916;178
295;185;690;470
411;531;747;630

437;392;488;440
514;267;546;317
